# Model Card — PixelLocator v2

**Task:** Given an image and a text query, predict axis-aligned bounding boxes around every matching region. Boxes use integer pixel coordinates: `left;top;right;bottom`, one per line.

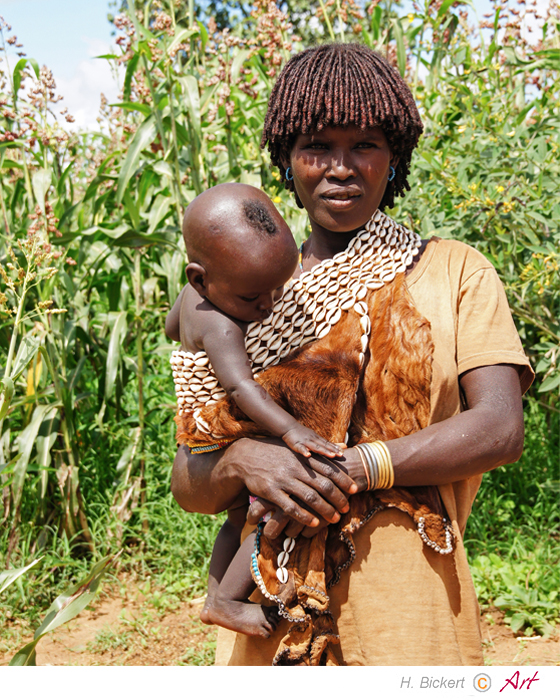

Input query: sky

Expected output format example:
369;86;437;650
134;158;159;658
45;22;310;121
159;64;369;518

0;0;552;130
0;0;118;129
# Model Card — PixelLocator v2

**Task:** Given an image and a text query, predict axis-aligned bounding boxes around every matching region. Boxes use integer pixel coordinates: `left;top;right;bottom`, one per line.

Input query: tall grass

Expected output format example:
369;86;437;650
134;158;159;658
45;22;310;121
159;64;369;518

0;0;558;637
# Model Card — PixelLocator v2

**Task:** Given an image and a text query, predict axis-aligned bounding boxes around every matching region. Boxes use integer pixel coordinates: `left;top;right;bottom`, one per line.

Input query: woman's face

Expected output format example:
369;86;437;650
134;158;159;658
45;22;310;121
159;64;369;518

289;125;395;239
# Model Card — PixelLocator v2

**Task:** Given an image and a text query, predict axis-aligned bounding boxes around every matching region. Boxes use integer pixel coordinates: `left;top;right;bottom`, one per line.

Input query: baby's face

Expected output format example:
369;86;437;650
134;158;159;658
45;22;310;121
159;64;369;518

203;231;298;323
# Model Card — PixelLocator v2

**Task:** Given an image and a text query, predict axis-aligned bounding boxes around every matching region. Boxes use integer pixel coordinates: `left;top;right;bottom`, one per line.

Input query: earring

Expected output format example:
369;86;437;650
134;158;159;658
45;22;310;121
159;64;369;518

388;166;396;182
285;166;293;181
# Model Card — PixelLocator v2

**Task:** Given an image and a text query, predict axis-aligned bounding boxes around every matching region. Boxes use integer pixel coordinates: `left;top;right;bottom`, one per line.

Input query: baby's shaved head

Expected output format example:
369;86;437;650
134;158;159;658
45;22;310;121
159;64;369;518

183;183;293;272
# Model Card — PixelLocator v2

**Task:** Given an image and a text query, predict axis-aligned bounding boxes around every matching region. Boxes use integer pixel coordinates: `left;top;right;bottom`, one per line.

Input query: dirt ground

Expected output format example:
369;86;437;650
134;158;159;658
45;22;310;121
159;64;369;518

1;589;558;666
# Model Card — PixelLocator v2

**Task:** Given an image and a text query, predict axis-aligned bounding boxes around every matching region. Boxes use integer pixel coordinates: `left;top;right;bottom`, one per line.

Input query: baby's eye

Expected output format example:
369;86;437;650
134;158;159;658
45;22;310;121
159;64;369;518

240;295;259;302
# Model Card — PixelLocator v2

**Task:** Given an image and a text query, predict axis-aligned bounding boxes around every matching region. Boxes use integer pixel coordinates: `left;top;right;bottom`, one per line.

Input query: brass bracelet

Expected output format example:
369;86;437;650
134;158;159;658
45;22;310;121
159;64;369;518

367;441;394;489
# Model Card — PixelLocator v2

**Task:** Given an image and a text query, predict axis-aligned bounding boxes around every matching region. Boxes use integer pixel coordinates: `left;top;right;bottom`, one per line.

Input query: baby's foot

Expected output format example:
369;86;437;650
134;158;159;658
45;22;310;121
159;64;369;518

201;595;279;638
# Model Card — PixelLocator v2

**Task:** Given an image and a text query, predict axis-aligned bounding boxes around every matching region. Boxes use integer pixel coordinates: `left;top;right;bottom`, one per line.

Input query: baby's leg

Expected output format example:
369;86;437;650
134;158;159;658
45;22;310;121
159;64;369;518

201;515;244;624
202;532;279;638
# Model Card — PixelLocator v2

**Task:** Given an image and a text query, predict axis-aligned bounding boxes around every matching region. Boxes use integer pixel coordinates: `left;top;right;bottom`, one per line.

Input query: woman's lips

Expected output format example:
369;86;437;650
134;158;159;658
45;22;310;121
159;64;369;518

321;191;361;209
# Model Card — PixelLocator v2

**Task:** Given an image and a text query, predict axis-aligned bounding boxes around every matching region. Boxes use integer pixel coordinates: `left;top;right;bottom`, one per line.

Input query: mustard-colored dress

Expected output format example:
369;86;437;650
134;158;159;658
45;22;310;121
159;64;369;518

215;238;534;666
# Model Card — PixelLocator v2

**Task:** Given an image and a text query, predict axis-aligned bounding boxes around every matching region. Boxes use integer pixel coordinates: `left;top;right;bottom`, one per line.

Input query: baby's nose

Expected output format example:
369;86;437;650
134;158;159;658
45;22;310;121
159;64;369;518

258;293;275;310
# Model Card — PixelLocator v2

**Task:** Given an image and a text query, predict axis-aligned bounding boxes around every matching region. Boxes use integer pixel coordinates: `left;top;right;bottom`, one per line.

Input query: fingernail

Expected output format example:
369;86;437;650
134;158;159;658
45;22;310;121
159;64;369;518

349;483;358;493
341;504;349;513
331;512;340;522
311;517;320;527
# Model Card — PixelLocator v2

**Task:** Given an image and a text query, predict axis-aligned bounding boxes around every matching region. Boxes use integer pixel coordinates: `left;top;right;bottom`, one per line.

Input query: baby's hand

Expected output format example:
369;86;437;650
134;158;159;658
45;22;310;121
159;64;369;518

282;425;344;459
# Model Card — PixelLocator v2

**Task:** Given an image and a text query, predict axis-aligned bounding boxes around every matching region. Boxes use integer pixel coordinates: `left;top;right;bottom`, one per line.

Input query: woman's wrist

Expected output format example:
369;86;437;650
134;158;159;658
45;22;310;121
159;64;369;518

341;447;370;492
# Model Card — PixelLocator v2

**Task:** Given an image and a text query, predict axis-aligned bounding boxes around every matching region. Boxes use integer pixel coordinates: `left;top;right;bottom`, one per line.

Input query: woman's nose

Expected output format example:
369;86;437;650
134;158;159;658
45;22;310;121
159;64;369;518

327;150;355;179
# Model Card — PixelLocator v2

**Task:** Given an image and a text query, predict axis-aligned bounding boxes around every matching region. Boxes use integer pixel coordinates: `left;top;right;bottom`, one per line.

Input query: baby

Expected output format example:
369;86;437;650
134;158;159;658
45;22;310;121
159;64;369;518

166;183;343;637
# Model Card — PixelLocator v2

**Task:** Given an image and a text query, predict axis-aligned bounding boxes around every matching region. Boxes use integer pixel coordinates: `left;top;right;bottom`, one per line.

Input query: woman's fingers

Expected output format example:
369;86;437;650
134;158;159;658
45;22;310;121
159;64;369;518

301;517;329;538
262;510;292;539
307;454;358;500
233;438;356;526
247;497;274;525
284;519;305;539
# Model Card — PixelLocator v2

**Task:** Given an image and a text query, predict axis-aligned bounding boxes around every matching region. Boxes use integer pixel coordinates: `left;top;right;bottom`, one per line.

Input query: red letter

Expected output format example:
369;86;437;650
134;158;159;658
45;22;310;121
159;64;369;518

526;671;540;690
500;671;520;692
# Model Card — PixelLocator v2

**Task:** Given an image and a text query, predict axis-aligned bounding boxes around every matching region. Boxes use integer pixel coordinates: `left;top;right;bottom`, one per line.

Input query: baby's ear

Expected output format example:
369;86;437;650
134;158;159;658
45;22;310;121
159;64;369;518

186;262;207;296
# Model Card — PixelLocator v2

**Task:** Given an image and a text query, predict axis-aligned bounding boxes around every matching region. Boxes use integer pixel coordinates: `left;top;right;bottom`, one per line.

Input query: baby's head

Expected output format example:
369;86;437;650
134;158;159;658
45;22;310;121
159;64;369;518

183;183;298;323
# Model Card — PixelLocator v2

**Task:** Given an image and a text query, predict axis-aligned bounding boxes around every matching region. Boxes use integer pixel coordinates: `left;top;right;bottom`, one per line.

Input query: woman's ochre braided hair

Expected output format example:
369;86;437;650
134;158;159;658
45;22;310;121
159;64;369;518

261;43;423;210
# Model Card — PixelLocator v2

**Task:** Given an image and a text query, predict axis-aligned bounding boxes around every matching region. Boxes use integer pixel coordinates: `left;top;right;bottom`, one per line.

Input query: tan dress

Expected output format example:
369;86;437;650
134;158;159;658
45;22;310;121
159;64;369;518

215;237;534;666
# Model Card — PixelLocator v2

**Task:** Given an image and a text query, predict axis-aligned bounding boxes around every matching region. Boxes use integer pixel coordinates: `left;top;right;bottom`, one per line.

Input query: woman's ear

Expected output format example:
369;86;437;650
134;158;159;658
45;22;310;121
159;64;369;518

280;157;303;207
186;262;208;296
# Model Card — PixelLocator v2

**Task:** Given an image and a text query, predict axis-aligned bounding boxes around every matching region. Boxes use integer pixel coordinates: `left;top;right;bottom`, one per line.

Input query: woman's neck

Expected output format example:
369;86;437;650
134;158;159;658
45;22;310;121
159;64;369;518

301;226;361;272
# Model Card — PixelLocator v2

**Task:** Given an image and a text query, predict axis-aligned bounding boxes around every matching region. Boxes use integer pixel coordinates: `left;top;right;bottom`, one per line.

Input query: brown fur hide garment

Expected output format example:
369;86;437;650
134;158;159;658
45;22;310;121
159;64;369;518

175;274;453;665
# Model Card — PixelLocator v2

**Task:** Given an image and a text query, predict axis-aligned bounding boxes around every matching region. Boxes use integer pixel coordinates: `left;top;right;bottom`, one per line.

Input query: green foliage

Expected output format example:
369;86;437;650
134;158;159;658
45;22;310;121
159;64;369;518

9;555;115;665
0;0;558;645
465;397;559;635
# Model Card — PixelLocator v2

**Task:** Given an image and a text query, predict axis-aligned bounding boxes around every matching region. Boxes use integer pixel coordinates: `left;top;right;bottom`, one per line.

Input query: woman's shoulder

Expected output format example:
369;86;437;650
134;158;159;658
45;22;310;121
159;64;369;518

420;237;498;285
428;237;494;266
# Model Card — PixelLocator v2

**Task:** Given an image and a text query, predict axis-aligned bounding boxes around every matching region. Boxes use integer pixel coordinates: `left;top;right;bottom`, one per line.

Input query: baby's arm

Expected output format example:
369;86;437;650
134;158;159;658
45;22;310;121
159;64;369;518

202;312;343;458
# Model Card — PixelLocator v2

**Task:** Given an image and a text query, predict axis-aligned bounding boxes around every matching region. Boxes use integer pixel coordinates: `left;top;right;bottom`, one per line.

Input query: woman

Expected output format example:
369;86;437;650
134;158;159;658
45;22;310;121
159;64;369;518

169;43;533;665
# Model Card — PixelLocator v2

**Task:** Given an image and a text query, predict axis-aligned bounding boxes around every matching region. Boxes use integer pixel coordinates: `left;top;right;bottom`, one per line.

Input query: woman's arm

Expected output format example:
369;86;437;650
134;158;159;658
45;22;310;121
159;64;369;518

384;363;524;486
173;363;523;536
171;436;358;526
248;363;525;537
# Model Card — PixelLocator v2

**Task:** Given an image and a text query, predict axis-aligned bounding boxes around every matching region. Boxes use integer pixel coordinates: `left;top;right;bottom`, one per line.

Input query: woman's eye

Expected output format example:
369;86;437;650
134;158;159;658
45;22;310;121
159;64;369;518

356;142;376;149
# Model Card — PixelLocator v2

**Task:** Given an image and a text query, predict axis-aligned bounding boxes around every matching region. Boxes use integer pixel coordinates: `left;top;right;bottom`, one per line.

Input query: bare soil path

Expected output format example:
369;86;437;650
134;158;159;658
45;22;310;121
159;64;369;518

1;589;558;666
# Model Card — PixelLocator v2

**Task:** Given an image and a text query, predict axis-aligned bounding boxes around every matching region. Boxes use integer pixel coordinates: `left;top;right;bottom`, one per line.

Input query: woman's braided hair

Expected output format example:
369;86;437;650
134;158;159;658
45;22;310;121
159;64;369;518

261;43;423;210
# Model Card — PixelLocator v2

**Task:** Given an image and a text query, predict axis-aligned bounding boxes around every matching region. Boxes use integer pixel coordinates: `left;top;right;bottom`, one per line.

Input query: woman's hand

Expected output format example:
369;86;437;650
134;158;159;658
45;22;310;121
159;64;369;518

246;447;366;538
230;437;358;530
171;436;358;530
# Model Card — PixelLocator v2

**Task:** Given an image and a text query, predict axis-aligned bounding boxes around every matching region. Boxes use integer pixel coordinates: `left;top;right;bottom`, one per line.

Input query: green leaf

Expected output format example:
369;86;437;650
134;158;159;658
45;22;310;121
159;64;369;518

166;27;197;58
0;558;42;595
11;334;42;382
116;116;156;203
197;20;208;53
148;193;172;233
111;101;152;117
123;52;139;102
0;376;14;421
105;311;128;400
9;556;115;666
32;168;52;214
153;161;173;179
231;49;251;84
181;75;201;134
391;19;406;77
12;404;62;512
123;190;141;230
13;57;40;95
369;5;383;42
437;0;461;20
35;406;60;469
538;374;560;393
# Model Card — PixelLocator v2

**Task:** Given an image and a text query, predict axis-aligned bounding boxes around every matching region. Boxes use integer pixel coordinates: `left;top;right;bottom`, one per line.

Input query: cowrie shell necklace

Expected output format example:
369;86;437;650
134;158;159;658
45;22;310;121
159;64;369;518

171;210;421;438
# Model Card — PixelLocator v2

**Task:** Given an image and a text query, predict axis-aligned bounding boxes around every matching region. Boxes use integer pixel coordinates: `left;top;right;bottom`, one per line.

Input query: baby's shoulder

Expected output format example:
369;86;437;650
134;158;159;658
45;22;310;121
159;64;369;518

181;286;244;352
